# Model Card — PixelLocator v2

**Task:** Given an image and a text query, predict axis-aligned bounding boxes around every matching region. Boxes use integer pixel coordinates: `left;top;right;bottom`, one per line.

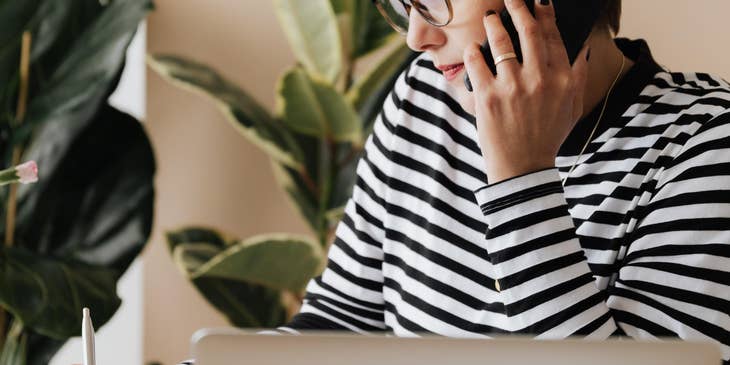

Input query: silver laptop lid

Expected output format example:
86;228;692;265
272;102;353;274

192;327;722;365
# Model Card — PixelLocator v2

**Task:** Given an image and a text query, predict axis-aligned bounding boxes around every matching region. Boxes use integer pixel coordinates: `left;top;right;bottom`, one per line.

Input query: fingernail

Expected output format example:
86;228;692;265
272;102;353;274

485;10;496;17
540;0;550;5
586;48;591;61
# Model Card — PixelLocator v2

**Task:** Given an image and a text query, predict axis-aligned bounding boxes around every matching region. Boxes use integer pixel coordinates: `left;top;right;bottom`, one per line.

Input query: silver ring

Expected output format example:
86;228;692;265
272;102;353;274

494;52;518;66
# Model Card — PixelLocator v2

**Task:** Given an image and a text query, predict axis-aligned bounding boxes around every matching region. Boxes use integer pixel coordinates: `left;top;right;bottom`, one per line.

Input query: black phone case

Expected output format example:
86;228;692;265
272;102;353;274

465;0;603;92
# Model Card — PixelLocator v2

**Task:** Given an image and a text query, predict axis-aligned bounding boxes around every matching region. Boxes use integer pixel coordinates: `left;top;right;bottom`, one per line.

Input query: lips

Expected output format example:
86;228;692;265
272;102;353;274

437;63;465;81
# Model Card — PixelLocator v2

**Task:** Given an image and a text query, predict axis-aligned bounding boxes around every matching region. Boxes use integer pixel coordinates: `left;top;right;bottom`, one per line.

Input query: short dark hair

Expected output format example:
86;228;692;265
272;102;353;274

597;0;622;35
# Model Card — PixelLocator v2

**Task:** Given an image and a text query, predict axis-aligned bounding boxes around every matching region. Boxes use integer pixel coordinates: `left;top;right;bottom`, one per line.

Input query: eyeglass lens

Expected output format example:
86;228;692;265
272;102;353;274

376;0;450;32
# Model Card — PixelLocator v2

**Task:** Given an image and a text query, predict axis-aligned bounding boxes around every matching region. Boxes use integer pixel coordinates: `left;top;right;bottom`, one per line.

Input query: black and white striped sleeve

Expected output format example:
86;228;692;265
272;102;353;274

473;111;730;361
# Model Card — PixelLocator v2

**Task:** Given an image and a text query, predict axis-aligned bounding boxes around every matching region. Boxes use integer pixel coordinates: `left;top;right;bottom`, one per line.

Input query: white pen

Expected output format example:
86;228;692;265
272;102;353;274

82;308;96;365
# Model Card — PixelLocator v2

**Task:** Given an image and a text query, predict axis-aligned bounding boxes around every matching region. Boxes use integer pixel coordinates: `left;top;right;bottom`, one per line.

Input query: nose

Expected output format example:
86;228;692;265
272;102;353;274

405;8;445;52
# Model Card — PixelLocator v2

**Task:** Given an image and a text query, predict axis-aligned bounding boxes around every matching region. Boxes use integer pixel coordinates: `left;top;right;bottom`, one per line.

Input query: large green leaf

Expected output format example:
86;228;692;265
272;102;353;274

12;0;152;148
29;0;105;77
353;0;399;58
332;5;354;71
0;0;40;48
168;232;222;280
13;104;155;273
148;55;304;170
0;102;155;342
347;41;411;112
167;226;228;254
351;46;418;136
328;141;360;218
270;161;319;233
0;102;154;352
25;333;64;365
0;247;121;339
273;0;342;84
0;0;39;112
166;228;293;328
1;0;107;155
192;233;324;293
347;40;415;136
170;241;287;327
277;67;362;144
331;0;398;59
173;243;222;274
192;276;288;328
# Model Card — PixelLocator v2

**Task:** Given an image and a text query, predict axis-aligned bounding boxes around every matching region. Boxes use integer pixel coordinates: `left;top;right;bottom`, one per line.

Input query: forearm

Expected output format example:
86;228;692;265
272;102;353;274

475;168;617;336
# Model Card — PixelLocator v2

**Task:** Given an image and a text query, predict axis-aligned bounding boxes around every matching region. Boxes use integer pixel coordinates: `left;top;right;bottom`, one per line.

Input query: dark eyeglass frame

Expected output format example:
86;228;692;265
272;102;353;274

372;0;455;34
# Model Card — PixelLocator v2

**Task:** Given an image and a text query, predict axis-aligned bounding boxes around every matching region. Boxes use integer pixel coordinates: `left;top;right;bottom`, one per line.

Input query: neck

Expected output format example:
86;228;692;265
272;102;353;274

582;29;635;119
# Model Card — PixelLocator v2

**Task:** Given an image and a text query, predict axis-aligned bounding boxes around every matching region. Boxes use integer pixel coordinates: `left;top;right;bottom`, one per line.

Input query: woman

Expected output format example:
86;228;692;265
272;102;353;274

289;0;730;361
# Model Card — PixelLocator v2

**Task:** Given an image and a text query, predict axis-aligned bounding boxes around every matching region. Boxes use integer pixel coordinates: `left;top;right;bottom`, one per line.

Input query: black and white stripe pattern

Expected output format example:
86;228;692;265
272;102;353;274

278;38;730;363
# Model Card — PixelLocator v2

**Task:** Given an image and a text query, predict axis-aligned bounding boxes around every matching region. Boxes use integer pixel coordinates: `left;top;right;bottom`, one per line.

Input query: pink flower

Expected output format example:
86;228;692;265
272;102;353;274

16;161;38;184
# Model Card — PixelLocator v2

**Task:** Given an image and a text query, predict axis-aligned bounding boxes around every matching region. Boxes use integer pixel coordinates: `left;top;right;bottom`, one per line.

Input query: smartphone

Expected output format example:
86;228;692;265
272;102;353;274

464;0;603;92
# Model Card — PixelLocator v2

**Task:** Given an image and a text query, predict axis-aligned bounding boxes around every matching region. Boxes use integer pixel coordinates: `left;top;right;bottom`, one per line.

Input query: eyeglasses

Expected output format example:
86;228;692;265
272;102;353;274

373;0;454;34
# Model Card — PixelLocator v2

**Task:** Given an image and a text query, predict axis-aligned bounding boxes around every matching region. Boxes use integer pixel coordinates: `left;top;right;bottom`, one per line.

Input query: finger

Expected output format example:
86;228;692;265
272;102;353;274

534;0;570;68
463;42;495;93
503;0;546;71
483;10;520;78
570;45;591;123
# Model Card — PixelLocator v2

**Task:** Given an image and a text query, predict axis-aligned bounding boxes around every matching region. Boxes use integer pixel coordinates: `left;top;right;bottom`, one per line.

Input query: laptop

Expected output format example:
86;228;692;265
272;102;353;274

191;327;722;365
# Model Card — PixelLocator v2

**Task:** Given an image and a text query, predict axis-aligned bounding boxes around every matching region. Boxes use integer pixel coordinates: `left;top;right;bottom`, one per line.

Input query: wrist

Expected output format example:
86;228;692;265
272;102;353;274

485;159;555;184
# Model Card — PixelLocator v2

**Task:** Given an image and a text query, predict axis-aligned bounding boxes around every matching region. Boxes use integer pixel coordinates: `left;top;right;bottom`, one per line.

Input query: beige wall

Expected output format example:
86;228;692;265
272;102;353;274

621;0;730;78
144;1;730;364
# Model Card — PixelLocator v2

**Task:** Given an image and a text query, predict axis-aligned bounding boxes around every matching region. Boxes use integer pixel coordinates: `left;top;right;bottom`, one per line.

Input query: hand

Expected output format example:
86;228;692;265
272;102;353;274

463;0;590;184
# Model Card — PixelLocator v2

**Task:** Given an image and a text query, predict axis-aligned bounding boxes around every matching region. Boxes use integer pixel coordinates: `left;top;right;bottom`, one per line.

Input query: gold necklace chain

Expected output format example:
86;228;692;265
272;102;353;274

561;54;626;187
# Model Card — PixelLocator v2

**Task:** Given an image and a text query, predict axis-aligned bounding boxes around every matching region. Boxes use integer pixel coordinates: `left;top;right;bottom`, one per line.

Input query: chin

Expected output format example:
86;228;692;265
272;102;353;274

436;64;476;116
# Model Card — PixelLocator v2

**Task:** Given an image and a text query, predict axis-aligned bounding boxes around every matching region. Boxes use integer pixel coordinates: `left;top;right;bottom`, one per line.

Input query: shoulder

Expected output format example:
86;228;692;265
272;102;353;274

653;69;730;92
645;71;730;178
643;69;730;123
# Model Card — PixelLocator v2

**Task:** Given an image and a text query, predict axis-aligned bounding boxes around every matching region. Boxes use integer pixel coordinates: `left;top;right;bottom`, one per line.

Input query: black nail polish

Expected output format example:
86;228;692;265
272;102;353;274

586;48;591;61
485;10;496;17
465;74;474;92
540;0;550;5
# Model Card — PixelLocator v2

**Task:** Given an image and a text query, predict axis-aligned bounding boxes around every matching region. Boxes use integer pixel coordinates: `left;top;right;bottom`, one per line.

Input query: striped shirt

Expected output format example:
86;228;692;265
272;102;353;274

282;38;730;362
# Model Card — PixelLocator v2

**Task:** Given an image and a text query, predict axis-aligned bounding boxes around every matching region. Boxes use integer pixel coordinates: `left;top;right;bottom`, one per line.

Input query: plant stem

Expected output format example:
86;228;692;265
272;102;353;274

336;144;364;170
317;137;337;248
5;31;31;248
344;56;355;92
1;31;32;355
4;148;22;243
298;168;318;198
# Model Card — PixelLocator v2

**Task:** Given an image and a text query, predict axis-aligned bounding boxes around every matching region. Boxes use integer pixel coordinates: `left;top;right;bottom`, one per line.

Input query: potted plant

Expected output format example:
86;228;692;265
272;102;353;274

148;0;415;327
